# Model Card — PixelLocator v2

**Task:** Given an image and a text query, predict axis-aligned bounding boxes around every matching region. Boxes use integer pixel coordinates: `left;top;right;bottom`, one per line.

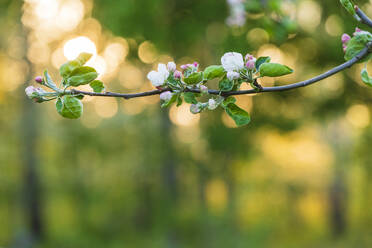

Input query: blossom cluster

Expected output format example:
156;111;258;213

146;51;259;116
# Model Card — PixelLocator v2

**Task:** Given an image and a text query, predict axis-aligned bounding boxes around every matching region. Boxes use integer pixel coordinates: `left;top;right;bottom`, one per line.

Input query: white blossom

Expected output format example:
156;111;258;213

147;63;170;87
25;86;37;98
160;91;173;101
190;104;202;114
208;99;218;110
227;71;240;80
167;62;176;72
200;85;208;94
221;52;244;72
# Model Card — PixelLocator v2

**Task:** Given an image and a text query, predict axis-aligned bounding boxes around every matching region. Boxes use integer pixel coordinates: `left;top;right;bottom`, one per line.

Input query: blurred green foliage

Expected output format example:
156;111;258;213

1;0;372;247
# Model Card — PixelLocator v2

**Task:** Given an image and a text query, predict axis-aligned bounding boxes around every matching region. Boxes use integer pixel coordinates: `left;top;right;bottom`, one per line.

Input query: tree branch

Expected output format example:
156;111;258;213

69;43;372;100
355;6;372;28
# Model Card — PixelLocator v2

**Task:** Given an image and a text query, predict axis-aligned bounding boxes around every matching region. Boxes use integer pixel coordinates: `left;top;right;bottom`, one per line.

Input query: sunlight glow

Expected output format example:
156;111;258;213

63;36;97;60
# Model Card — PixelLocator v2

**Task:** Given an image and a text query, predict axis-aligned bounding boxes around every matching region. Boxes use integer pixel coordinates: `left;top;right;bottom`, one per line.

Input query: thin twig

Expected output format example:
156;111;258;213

69;43;372;100
355;6;372;28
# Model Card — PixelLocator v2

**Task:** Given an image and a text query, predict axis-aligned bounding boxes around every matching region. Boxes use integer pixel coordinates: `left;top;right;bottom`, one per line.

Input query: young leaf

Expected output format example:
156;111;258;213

345;33;372;62
221;96;236;108
203;65;225;80
224;103;250;126
361;68;372;86
259;63;293;77
183;92;198;104
340;0;356;16
44;70;57;89
67;66;98;86
184;72;203;84
56;96;83;119
89;80;105;93
219;78;234;91
59;52;93;79
255;56;271;70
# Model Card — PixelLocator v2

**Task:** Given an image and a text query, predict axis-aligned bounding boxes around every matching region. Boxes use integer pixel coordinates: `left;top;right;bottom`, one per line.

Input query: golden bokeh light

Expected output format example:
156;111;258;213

325;15;343;37
169;104;200;127
138;41;158;64
63;36;97;60
346;104;370;128
297;0;322;32
94;97;118;118
205;179;228;214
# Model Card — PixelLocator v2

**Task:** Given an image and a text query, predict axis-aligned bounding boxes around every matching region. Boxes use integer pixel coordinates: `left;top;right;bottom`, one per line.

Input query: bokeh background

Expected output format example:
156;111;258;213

1;0;372;247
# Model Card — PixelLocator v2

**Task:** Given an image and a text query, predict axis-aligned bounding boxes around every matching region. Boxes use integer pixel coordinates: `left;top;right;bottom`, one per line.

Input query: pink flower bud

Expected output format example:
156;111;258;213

245;53;255;61
180;64;188;70
35;76;43;84
160;91;173;101
193;62;199;68
343;44;347;53
167;62;176;72
341;34;351;44
200;85;208;94
246;60;255;69
174;70;182;79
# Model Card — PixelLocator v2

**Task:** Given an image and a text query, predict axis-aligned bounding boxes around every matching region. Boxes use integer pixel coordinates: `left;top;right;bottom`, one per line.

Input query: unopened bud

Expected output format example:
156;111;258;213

190;104;202;114
208;99;218;110
35;76;43;84
227;71;240;80
245;60;255;69
200;85;208;94
167;62;176;72
341;33;351;44
160;91;173;101
174;70;182;79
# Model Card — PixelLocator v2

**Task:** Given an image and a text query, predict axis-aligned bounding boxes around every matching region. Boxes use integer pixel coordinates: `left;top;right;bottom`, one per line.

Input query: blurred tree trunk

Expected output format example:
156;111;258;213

17;26;44;246
161;110;179;248
327;121;350;237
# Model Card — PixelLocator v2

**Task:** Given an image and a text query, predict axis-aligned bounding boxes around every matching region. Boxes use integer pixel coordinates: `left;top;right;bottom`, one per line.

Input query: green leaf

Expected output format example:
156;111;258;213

340;0;356;16
224;103;250;126
89;80;105;93
43;70;57;89
75;94;85;100
361;68;372;86
56;96;83;119
219;78;234;91
183;92;198;104
221;96;236;108
203;65;225;80
345;33;372;62
75;52;92;66
259;63;293;77
59;52;92;79
67;66;98;86
184;72;203;85
176;95;183;107
255;56;271;70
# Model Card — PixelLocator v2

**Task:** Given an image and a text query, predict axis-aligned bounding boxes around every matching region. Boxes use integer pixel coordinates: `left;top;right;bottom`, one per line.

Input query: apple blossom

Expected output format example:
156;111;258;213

147;63;170;87
227;71;240;80
221;52;244;72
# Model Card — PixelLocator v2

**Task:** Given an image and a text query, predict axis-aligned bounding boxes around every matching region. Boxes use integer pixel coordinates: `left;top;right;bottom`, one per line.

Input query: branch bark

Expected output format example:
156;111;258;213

69;42;372;100
355;6;372;28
